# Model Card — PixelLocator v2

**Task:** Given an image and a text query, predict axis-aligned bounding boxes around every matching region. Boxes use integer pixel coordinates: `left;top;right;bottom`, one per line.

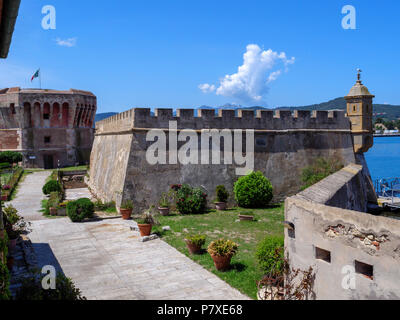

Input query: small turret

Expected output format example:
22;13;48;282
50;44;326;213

345;69;375;153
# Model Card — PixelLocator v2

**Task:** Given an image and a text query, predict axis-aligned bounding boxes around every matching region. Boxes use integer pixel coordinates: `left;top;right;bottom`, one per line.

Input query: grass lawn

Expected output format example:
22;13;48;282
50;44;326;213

59;165;88;172
153;205;284;299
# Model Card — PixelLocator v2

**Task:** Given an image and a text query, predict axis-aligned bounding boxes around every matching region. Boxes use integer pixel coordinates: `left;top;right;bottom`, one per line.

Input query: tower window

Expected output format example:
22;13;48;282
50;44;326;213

10;103;16;114
353;105;357;112
44;136;51;143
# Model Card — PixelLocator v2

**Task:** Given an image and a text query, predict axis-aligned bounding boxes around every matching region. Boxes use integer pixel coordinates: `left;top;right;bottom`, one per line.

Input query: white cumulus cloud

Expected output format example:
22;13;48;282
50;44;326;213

55;37;77;47
198;83;216;93
200;44;295;105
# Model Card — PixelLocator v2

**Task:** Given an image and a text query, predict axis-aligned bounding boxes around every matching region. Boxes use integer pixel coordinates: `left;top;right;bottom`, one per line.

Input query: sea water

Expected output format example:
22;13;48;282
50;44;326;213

365;136;400;182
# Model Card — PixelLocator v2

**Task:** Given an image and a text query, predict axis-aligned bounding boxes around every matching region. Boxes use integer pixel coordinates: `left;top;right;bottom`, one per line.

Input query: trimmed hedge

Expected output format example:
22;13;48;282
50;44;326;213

67;198;94;222
234;171;273;208
0;231;10;300
0;151;22;164
1;167;24;201
42;180;62;195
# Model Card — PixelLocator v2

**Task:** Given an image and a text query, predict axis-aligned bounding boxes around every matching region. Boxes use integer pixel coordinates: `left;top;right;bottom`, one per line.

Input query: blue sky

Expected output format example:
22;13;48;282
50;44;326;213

1;0;400;113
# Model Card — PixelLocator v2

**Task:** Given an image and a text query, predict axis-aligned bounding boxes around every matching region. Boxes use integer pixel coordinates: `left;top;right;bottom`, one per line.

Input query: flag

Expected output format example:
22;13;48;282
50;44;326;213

31;69;40;82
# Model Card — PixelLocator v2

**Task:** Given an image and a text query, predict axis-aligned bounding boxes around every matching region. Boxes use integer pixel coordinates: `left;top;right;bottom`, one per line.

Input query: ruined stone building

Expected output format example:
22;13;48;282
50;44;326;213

0;88;97;168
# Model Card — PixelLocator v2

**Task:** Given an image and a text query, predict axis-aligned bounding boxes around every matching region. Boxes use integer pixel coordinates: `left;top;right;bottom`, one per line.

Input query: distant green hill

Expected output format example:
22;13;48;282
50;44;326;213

246;97;400;121
95;112;118;123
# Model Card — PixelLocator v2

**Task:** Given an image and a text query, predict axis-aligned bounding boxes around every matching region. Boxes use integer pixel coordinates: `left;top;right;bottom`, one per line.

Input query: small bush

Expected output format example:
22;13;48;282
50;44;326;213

15;271;86;300
256;235;284;277
67;198;94;222
0;151;22;164
42;180;62;195
45;192;61;214
175;184;207;215
185;234;206;247
0;162;11;170
207;239;238;257
234;171;273;208
301;158;344;190
215;185;229;203
93;200;116;212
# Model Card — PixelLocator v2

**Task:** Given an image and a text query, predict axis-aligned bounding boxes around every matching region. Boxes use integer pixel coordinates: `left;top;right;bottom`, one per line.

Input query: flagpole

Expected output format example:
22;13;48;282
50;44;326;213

39;68;42;89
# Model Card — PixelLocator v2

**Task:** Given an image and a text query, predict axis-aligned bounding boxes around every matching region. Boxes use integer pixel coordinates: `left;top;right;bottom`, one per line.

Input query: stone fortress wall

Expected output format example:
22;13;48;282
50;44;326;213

285;164;400;299
89;107;369;212
0;87;97;168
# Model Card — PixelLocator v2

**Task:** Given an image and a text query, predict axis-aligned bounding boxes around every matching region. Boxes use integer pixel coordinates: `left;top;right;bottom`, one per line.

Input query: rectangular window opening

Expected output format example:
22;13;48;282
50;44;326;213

43;113;50;120
315;247;331;263
355;260;373;280
44;136;51;143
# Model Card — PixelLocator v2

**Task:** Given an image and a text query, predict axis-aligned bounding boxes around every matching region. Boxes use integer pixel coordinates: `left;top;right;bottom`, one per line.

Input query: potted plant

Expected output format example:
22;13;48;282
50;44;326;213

184;234;206;254
119;200;133;220
215;185;229;211
136;208;159;237
207;238;238;271
158;192;170;216
3;205;22;251
57;202;68;216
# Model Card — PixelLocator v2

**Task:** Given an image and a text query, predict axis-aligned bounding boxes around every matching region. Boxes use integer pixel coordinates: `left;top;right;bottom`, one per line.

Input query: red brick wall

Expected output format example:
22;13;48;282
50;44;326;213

0;130;19;149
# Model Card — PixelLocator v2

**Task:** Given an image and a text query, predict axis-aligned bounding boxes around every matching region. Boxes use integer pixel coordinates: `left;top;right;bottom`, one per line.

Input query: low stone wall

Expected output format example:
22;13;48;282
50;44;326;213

285;164;400;299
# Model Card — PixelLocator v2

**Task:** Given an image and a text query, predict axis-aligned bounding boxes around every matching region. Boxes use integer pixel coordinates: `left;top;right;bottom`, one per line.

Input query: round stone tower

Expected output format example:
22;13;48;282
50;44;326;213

345;69;375;153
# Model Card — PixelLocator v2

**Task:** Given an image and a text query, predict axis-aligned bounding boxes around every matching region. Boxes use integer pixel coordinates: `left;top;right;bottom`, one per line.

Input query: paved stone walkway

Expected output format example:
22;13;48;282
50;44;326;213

12;171;249;300
7;170;51;221
65;187;93;201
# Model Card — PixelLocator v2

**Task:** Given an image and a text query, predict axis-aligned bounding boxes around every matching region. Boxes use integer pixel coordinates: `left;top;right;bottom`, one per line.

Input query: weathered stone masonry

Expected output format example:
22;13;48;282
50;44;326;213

90;108;363;212
0;87;97;168
89;75;376;214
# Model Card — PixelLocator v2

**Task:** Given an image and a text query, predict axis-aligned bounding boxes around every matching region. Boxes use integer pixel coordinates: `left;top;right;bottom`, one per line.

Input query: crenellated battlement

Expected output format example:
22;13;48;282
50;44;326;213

95;108;351;134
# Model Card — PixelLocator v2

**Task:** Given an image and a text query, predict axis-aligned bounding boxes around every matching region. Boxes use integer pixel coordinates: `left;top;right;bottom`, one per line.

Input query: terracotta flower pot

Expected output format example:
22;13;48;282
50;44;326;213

215;202;227;211
120;208;133;220
49;207;57;216
210;254;232;271
8;238;17;252
138;223;152;237
158;207;170;216
185;240;202;254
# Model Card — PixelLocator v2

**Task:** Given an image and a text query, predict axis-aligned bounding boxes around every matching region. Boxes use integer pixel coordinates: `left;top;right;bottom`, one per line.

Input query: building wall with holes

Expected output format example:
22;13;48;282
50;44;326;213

285;164;400;299
0;87;97;168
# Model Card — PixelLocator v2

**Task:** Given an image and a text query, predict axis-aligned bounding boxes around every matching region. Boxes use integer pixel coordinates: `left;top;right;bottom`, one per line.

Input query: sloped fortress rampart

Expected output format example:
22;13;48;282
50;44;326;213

89;75;376;213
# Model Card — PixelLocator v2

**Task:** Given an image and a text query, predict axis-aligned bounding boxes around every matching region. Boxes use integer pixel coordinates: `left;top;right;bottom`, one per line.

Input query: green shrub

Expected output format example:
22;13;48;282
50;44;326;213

207;239;238;257
67;198;94;222
175;184;207;215
301;158;344;190
185;234;206;247
0;151;22;164
15;271;86;300
256;235;284;277
0;162;11;170
0;232;10;300
42;180;62;195
215;185;229;203
93;200;116;212
234;171;273;208
45;192;61;214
